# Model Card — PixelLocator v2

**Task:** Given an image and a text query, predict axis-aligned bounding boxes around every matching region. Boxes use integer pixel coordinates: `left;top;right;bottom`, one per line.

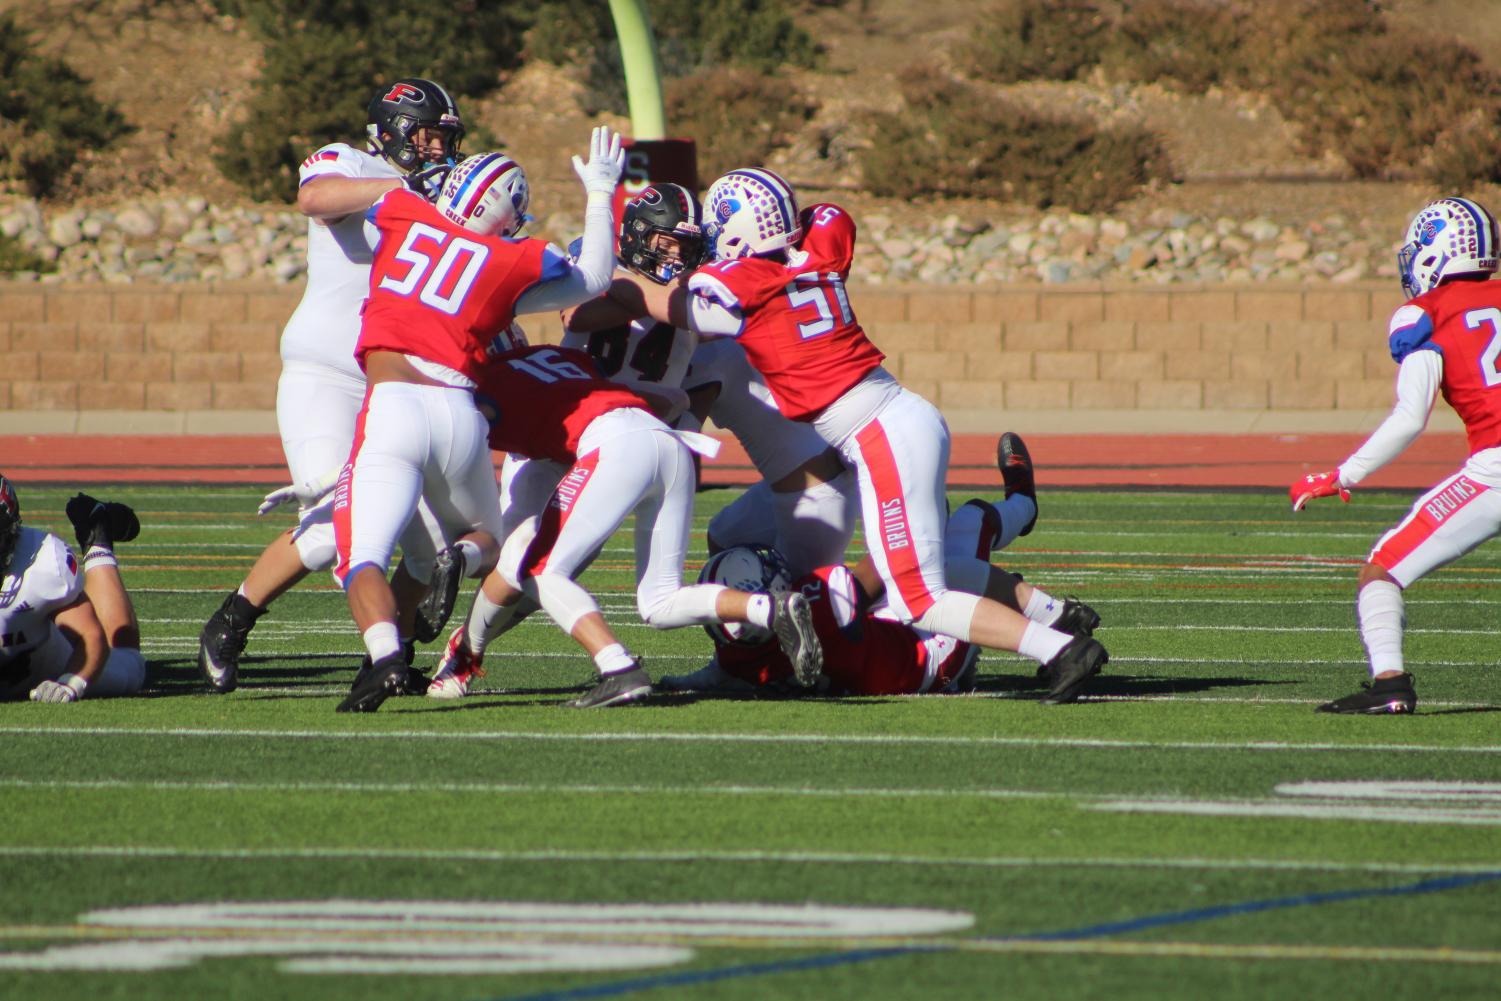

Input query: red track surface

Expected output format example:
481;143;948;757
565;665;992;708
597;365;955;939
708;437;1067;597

0;432;1469;490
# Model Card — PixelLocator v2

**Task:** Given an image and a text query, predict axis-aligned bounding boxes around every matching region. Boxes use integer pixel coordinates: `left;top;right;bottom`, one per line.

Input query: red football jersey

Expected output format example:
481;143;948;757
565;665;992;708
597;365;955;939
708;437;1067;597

358;190;551;379
1389;278;1501;455
716;565;972;695
688;203;886;420
475;345;649;464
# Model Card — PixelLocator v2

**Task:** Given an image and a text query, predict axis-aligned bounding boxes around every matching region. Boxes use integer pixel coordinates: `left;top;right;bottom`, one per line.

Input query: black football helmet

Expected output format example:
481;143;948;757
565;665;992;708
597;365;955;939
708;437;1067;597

0;474;20;574
618;183;709;284
366;78;465;173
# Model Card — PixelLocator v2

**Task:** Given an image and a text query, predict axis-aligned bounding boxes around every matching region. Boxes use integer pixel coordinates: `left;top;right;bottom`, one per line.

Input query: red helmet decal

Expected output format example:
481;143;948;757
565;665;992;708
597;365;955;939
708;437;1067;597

383;83;424;105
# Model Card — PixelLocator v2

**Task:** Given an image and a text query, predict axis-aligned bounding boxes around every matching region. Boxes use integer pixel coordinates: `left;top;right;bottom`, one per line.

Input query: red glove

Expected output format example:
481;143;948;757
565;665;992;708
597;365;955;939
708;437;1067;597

1290;470;1350;511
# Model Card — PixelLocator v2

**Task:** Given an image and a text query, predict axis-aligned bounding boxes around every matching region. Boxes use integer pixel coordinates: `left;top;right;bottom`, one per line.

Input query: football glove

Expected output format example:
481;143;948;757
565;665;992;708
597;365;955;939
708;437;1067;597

572;126;625;196
258;468;342;516
406;162;453;203
1290;470;1350;511
30;673;87;703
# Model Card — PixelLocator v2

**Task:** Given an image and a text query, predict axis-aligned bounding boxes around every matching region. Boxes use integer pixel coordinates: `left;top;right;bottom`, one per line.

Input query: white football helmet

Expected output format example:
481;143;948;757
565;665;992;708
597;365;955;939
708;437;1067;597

436;152;530;238
1397;196;1498;299
702;168;802;259
697;545;793;647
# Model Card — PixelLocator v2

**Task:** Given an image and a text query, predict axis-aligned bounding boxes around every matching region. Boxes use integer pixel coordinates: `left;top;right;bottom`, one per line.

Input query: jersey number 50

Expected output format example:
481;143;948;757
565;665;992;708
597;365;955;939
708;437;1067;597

377;222;489;316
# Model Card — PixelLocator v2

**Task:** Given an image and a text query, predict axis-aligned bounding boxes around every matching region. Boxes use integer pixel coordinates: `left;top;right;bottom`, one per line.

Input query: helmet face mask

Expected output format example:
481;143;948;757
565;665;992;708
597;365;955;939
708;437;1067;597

436;152;530;238
366;78;465;173
618;183;708;284
697;545;793;648
1397;196;1499;299
702;168;801;260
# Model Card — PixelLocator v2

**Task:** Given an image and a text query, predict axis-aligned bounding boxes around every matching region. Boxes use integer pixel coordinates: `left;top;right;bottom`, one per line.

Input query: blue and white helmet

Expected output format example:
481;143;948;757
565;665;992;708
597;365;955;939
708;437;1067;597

702;168;802;260
1397;196;1498;299
436;152;530;238
697;545;793;647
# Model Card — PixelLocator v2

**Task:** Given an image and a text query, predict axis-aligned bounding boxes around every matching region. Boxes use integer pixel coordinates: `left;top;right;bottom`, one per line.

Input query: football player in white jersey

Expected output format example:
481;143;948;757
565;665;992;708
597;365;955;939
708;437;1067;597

0;476;147;703
197;78;466;696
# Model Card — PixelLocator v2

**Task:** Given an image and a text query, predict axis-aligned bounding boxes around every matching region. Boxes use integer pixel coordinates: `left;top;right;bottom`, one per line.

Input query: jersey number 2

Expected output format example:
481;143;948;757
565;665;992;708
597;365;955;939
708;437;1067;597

1472;307;1501;387
377;222;489;316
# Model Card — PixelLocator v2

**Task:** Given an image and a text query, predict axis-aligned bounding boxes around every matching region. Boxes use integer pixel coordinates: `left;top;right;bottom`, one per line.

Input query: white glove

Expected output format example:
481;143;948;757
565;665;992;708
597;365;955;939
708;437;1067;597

571;126;625;196
31;673;87;703
258;468;342;516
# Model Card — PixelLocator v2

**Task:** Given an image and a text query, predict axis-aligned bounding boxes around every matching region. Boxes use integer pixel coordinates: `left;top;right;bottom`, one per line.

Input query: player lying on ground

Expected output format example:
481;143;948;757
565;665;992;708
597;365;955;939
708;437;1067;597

425;343;822;709
661;439;1101;700
1291;196;1501;715
198;77;469;696
610;171;1106;702
0;477;146;703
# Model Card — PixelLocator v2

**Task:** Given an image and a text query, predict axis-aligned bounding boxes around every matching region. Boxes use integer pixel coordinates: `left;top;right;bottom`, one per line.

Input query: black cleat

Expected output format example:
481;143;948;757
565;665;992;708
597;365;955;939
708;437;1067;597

414;546;464;644
353;640;425;695
66;492;140;552
197;591;265;694
997;432;1038;536
337;652;408;713
1054;597;1101;637
1317;672;1416;715
570;663;652;708
1040;635;1108;704
770;590;823;687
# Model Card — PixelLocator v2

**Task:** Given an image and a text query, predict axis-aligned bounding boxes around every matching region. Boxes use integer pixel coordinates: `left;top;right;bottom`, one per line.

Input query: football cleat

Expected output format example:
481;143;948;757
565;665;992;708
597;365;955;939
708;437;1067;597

770;590;823;687
569;663;653;708
197;591;265;694
414;546;465;644
997;432;1038;536
66;493;140;552
352;640;426;696
1317;672;1416;715
1040;635;1108;705
428;630;485;699
1054;597;1101;637
337;652;409;713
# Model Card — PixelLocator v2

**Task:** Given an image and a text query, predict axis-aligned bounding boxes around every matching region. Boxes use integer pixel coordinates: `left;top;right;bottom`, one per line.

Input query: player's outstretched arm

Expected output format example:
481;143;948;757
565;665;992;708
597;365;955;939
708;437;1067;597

297;175;404;222
608;269;692;329
562;277;650;332
30;596;108;702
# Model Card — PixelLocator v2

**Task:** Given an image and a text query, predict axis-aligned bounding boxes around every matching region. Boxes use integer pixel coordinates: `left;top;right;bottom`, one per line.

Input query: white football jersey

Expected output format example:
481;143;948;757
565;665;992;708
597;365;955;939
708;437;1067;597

561;318;696;389
686;339;829;483
0;527;83;666
280;142;404;378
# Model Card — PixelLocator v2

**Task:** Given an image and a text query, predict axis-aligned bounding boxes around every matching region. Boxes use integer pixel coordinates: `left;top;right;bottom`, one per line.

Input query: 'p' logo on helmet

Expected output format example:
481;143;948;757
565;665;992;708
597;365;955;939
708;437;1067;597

383;83;425;104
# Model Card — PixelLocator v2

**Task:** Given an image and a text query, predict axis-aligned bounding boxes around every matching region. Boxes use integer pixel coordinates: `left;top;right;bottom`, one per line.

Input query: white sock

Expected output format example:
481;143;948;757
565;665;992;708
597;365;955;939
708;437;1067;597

82;546;117;573
1023;587;1063;626
745;593;773;629
1357;579;1406;677
1018;621;1071;664
456;540;484;577
467;589;517;657
996;495;1036;549
594;643;636;675
362;621;402;662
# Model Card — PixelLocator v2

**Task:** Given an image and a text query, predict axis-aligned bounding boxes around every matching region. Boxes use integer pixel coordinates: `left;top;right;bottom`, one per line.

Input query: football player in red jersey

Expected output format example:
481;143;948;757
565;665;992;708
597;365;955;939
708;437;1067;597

610;168;1107;703
1291;196;1501;715
332;128;629;713
427;343;822;708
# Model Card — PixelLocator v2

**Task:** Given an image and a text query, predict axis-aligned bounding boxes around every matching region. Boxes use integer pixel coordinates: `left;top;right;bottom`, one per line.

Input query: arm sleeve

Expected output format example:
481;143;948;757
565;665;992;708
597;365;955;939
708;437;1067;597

514;192;616;314
684;271;746;338
1337;350;1443;486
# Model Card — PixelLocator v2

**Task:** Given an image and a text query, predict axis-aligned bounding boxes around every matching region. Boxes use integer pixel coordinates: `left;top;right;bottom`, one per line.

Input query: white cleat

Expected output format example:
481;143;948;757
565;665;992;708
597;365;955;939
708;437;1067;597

427;629;484;700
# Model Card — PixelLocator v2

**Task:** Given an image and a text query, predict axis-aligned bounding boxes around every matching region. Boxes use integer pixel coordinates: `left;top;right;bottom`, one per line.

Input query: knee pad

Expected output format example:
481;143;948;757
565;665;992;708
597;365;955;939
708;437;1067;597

295;521;338;572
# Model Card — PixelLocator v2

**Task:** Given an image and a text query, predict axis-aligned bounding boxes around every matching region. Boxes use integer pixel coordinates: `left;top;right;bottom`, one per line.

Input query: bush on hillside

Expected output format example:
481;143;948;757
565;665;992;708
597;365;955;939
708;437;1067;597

0;12;131;198
960;1;1111;85
858;66;1172;213
211;0;526;201
969;0;1501;186
665;68;818;186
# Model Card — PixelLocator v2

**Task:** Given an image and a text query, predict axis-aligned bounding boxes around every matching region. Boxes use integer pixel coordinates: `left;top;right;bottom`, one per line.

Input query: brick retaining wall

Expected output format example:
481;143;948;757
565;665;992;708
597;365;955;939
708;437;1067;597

0;281;1412;423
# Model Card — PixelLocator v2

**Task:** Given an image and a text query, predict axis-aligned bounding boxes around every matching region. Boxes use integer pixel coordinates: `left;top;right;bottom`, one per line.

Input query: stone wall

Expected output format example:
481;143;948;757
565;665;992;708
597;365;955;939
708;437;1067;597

0;281;1419;433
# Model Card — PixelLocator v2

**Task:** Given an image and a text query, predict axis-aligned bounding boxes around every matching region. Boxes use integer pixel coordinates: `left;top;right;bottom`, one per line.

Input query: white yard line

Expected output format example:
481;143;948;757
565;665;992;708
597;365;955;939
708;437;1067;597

2;725;1498;754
